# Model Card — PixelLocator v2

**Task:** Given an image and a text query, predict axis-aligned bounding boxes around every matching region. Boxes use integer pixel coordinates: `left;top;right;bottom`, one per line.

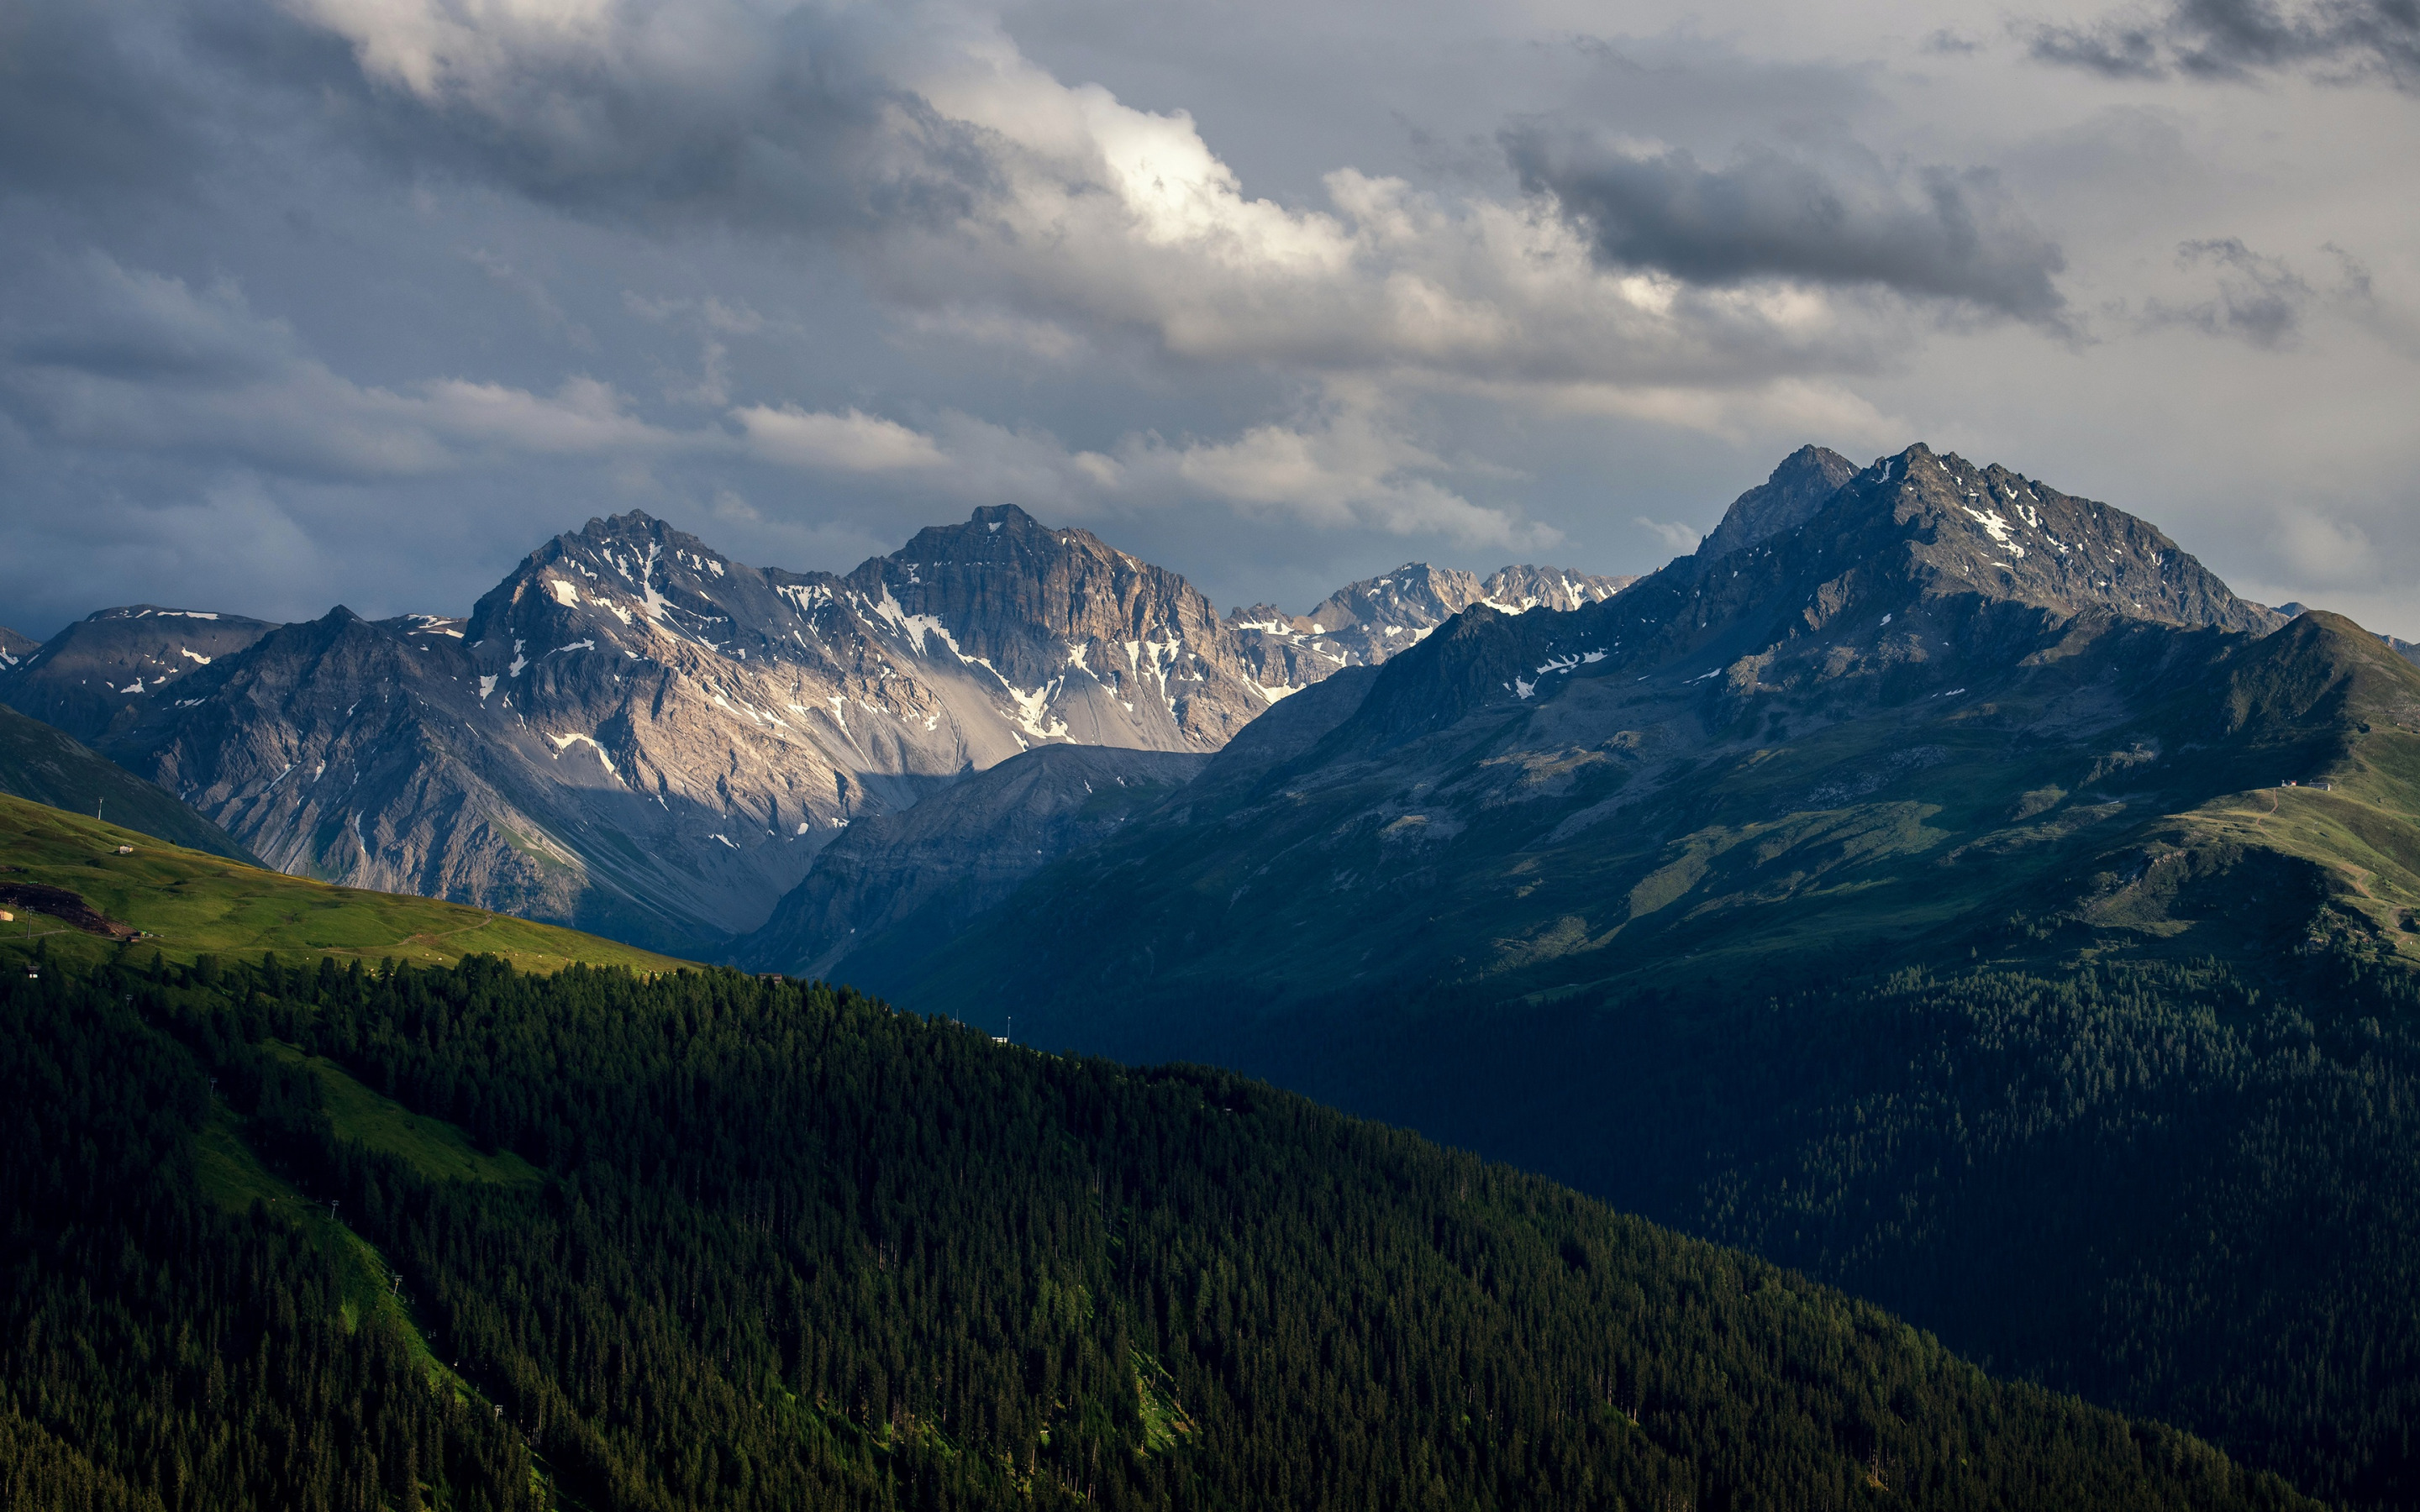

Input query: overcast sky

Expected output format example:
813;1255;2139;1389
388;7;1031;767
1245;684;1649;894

3;0;2415;638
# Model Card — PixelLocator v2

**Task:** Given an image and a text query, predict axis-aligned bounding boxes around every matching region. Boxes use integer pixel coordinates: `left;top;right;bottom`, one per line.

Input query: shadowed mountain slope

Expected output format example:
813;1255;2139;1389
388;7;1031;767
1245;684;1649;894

892;443;2307;1028
861;444;2420;1504
0;703;258;863
0;606;278;747
738;743;1207;981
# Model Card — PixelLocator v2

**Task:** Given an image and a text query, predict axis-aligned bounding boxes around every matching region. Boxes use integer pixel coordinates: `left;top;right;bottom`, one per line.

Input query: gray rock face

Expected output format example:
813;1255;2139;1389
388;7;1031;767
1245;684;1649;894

1693;444;1861;561
738;744;1207;979
0;701;257;862
849;504;1281;749
0;627;35;666
0;607;278;747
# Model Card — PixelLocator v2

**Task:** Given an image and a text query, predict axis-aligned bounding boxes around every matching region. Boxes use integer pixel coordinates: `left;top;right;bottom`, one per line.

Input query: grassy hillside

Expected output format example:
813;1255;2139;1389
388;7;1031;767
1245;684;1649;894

1;939;2315;1512
0;792;690;975
0;701;258;863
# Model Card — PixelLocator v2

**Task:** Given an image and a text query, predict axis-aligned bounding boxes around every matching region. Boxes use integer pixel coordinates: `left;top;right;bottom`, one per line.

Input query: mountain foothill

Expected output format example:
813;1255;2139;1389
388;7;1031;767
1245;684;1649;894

7;440;2420;1507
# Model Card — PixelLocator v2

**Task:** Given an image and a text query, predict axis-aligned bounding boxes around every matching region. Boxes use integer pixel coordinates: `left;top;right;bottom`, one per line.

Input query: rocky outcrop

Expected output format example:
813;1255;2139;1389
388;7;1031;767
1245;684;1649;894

0;627;36;666
1693;444;1861;561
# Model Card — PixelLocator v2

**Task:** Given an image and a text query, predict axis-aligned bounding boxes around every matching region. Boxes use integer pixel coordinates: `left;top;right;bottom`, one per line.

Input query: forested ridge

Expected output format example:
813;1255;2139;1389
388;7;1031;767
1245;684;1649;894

2;944;2316;1510
1298;952;2420;1509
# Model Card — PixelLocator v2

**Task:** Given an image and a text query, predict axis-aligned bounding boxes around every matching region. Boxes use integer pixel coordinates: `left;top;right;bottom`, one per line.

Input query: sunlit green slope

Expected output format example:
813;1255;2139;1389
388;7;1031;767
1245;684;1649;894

0;790;689;975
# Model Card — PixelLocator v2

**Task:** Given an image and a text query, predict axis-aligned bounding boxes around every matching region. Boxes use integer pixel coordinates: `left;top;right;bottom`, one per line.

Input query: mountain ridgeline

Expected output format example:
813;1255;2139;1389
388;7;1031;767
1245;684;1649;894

10;439;2420;1506
0;511;1624;956
825;444;2420;1504
0;912;2313;1511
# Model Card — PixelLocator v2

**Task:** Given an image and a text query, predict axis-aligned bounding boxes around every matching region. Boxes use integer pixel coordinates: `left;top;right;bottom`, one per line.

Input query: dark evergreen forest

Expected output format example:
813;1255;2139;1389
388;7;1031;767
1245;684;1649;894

1;947;2317;1511
1292;953;2420;1509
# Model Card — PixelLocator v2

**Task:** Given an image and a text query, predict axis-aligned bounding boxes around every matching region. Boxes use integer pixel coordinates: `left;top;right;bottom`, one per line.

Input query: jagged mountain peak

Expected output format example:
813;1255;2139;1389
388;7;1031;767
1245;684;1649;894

1810;443;2281;636
851;505;1269;748
1300;563;1482;631
1223;559;1634;701
890;502;1111;570
1325;444;2282;756
1695;444;1860;561
1479;564;1638;613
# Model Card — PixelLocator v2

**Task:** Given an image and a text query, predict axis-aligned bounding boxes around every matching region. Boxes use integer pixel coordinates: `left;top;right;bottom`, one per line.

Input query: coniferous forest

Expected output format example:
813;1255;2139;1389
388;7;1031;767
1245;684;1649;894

3;946;2317;1512
1288;952;2420;1509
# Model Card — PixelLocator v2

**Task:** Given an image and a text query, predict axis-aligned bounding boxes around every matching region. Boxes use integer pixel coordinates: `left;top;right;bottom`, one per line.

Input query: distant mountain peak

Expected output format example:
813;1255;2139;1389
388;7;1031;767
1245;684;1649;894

1695;444;1860;562
970;502;1042;531
1820;444;2278;636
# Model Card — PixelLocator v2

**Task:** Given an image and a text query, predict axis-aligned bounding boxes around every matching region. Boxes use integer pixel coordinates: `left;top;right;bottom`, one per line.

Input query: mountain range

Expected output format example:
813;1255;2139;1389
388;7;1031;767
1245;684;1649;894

9;439;2420;1503
0;507;1622;953
818;442;2420;1506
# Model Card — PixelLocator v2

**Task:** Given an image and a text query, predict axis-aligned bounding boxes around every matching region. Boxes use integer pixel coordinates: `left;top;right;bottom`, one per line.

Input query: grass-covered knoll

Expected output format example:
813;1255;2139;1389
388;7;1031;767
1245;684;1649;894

0;701;257;862
4;946;2317;1512
0;791;688;975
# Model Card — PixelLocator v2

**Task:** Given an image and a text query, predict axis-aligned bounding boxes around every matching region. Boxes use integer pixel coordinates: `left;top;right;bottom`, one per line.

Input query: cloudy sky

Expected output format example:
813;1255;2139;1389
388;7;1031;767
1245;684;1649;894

3;0;2415;638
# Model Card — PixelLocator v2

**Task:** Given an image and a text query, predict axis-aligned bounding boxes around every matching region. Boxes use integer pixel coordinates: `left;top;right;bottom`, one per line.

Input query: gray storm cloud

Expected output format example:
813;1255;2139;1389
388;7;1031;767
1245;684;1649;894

2027;0;2420;88
1503;131;2070;324
203;0;993;236
0;0;2412;640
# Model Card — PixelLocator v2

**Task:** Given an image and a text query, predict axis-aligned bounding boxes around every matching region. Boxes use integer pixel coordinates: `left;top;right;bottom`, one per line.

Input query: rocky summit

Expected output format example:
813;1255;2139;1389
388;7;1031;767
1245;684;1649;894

0;505;1622;953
